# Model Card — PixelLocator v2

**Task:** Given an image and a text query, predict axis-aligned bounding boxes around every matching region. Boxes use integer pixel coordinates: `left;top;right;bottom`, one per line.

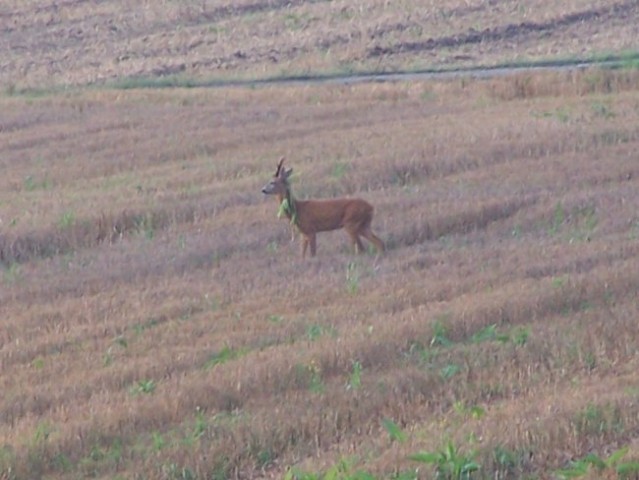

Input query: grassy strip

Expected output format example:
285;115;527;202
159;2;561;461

4;50;639;97
105;50;639;91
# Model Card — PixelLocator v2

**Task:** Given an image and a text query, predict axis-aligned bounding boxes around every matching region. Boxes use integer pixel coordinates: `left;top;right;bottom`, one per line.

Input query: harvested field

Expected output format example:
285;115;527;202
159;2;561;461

2;67;639;479
3;1;639;478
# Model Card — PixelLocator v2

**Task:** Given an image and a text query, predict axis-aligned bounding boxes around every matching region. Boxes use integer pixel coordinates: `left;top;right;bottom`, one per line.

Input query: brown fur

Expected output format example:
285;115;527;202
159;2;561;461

262;158;385;258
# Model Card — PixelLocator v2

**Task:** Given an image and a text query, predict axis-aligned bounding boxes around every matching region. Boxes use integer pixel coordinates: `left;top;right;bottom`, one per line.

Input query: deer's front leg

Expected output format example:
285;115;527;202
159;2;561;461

301;235;309;258
309;234;317;257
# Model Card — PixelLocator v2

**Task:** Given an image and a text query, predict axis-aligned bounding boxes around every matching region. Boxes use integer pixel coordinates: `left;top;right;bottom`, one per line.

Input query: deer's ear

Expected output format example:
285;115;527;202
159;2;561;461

283;167;293;178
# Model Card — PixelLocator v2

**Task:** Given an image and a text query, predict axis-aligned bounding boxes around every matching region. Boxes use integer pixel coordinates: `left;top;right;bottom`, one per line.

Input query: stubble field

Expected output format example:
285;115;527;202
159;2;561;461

3;1;639;479
2;68;639;479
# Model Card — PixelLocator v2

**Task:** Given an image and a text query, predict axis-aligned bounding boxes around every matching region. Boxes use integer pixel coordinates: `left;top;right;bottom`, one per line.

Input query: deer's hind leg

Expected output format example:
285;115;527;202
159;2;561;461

345;226;366;254
309;234;317;257
361;227;385;253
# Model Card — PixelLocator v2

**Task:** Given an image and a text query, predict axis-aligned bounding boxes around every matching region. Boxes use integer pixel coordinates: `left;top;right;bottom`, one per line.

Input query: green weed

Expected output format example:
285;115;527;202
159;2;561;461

103;335;128;366
192;407;208;440
569;205;598;241
453;402;485;420
204;345;248;369
58;211;76;229
420;87;436;101
624;386;639;398
470;324;500;343
308;361;324;394
551;275;568;289
134;212;156;240
203;294;220;311
552;107;572;123
151;431;166;451
252;445;274;469
31;357;45;370
581;350;597;372
382;418;407;443
511;224;522;238
177;234;186;250
491;445;526;478
77;437;124;476
549;202;566;235
268;314;284;324
102;347;113;367
162;462;197;480
440;363;461;381
2;262;21;284
594;129;632;146
51;452;72;473
23;174;52;191
572;403;624;437
409;439;480;479
130;379;156;395
307;324;337;341
555;446;639;479
25;420;54;474
591;101;615;119
548;202;598;241
210;457;231;480
618;50;639;70
0;445;17;478
283;12;310;31
132;316;161;335
294;361;325;394
431;316;453;347
332;161;350;179
511;326;530;346
32;421;53;444
285;456;375;480
346;261;360;294
405;341;439;367
347;360;362;390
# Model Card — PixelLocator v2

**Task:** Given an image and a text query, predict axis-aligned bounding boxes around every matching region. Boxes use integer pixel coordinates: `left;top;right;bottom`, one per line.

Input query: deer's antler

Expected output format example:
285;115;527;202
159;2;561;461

275;157;285;177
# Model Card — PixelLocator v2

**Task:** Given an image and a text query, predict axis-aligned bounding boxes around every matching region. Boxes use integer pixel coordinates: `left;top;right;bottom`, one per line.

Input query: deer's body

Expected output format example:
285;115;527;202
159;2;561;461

262;158;385;258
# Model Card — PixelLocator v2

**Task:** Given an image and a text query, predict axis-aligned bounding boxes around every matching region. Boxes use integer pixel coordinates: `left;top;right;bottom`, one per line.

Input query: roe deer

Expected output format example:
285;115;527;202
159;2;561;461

261;158;385;258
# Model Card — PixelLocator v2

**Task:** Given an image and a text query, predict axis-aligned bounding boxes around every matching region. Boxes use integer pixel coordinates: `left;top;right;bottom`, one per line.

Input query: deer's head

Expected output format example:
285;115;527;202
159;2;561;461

261;157;293;196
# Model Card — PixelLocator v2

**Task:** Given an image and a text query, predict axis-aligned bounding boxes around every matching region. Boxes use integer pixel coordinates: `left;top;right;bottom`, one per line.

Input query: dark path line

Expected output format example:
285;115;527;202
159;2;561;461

108;54;638;91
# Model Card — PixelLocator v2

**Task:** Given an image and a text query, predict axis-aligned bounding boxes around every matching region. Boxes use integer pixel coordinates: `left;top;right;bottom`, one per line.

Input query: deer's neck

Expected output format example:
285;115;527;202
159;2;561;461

278;189;298;226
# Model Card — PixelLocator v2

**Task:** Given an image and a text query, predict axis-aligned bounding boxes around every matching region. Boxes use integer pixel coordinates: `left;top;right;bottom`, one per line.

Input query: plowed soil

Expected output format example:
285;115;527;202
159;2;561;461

2;0;639;88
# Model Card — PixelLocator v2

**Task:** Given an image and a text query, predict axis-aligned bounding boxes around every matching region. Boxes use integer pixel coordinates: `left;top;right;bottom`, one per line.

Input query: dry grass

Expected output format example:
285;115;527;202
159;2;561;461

2;68;639;479
2;0;639;89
